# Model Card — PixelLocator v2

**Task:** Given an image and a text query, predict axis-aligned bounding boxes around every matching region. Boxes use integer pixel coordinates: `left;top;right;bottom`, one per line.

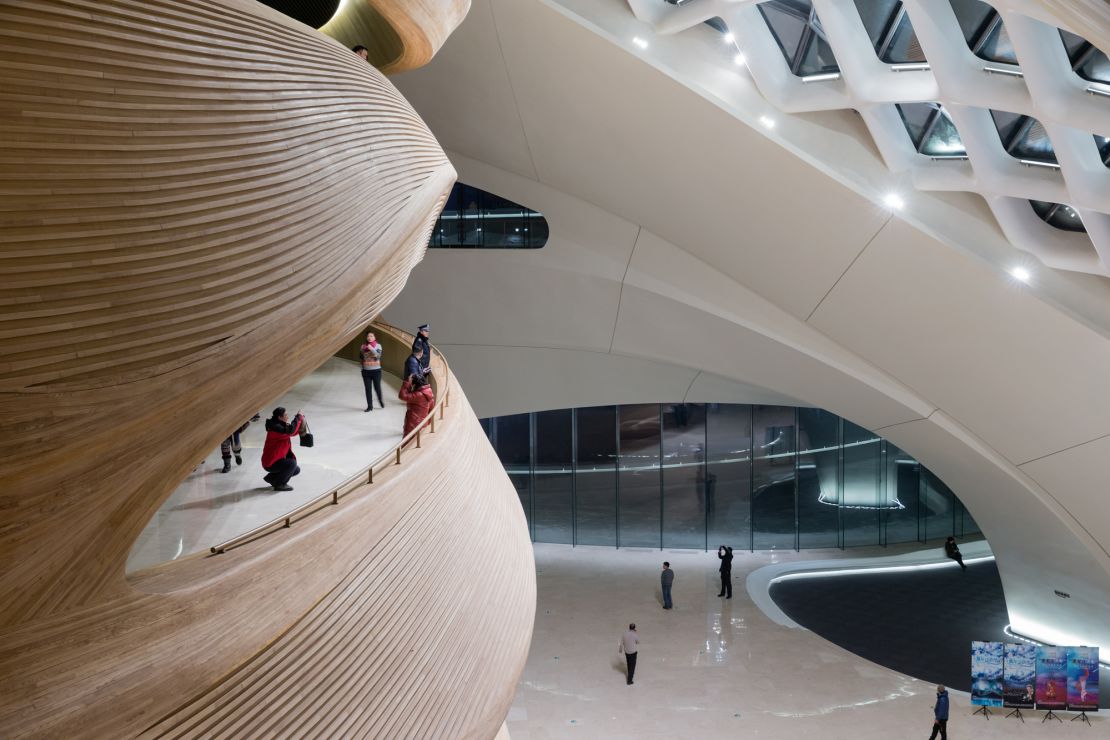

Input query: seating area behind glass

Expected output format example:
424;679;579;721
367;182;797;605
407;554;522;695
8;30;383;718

482;403;980;551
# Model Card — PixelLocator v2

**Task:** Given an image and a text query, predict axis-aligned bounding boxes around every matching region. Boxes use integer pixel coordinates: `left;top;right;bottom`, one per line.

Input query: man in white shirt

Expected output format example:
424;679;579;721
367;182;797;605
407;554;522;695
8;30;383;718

619;623;639;685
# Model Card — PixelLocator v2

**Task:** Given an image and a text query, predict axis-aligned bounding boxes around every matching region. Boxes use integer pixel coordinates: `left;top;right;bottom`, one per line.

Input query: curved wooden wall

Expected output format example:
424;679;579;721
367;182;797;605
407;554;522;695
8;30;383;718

0;1;536;737
321;0;471;74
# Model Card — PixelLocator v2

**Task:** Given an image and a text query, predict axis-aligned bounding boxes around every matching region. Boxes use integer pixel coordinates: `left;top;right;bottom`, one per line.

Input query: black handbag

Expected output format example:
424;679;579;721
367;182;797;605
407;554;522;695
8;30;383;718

298;417;314;447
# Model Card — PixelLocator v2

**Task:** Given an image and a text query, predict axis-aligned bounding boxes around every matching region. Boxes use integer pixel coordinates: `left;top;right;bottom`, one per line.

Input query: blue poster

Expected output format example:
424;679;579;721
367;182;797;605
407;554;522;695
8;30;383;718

1036;646;1068;710
1067;647;1100;712
1003;643;1036;709
971;641;1004;707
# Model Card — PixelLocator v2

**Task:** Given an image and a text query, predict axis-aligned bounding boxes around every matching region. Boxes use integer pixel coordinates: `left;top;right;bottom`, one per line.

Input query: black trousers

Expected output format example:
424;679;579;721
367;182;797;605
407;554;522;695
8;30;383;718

362;368;383;409
264;456;300;487
719;571;732;598
928;720;947;740
625;651;637;683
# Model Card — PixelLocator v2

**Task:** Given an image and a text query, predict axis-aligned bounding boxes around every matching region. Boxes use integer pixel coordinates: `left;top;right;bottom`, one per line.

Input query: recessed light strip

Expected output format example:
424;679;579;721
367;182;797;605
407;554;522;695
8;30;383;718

891;62;930;72
1019;159;1060;169
801;71;841;83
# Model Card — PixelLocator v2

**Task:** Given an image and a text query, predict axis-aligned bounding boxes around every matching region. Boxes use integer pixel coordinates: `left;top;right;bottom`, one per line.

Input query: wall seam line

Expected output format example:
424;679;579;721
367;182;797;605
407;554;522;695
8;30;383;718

609;225;641;354
804;213;893;324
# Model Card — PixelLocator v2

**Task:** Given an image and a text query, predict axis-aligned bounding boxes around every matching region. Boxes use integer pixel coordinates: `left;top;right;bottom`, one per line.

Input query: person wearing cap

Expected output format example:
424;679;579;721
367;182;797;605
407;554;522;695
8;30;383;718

928;684;949;739
411;324;432;374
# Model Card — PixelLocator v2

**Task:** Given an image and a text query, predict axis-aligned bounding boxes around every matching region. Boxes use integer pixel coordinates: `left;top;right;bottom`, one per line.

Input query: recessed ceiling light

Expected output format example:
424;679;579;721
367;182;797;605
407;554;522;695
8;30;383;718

632;37;648;50
759;115;775;129
733;52;746;66
882;193;905;210
1011;266;1031;282
723;33;735;44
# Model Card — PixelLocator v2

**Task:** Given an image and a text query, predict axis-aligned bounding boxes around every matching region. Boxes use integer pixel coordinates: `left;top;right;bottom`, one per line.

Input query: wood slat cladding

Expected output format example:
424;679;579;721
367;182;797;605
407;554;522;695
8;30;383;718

0;343;537;738
322;0;471;73
0;0;454;627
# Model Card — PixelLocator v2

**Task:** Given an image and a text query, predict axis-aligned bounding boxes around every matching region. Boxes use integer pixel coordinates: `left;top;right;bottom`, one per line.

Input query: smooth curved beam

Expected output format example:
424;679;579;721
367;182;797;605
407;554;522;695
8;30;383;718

321;0;471;73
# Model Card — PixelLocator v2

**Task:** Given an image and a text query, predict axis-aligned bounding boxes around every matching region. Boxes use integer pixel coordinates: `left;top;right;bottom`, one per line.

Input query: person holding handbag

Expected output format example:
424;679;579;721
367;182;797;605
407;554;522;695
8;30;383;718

261;407;304;491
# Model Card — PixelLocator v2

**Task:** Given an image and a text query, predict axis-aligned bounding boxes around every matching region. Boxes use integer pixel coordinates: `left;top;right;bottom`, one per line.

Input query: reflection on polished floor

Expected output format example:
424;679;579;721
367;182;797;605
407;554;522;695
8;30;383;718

127;358;406;572
510;544;1104;739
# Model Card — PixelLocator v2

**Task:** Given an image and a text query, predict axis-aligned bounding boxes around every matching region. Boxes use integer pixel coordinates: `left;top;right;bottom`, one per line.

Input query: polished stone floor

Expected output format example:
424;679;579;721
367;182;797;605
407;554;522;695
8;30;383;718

508;543;1104;739
127;358;406;572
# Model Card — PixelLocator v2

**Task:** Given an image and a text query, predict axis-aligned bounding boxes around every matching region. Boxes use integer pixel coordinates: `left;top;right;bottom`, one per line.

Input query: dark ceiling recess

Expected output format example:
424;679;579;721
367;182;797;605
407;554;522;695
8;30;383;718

256;0;340;29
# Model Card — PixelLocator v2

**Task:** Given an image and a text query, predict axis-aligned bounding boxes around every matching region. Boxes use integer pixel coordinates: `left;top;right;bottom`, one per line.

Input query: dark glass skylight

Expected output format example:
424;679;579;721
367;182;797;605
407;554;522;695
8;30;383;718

948;0;1018;65
758;0;840;77
1030;200;1086;232
990;110;1056;164
896;103;966;156
1059;29;1110;85
1096;135;1110;168
853;0;926;64
430;182;548;249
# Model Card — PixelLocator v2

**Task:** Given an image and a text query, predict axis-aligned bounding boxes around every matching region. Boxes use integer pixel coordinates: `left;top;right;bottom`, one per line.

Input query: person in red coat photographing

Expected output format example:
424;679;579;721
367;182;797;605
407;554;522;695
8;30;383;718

398;374;435;437
261;406;304;491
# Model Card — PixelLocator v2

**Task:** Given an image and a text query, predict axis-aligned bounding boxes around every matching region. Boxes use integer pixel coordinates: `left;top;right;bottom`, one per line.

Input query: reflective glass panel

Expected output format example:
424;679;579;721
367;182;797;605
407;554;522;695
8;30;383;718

797;408;840;548
618;404;661;548
493;413;532;532
949;0;1016;65
534;409;573;543
853;1;925;64
752;405;797;550
706;403;752;551
430;181;548;249
1029;200;1086;232
841;420;882;547
991;110;1056;164
896;103;966;156
662;403;706;549
1059;29;1110;84
921;468;954;541
758;0;840;77
883;442;921;544
576;405;617;546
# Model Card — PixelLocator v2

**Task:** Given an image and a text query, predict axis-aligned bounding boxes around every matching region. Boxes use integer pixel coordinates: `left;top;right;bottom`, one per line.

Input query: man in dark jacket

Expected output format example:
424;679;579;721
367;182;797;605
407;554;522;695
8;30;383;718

945;536;967;570
717;545;733;598
928;684;949;739
661;562;674;610
404;345;425;383
412;324;431;372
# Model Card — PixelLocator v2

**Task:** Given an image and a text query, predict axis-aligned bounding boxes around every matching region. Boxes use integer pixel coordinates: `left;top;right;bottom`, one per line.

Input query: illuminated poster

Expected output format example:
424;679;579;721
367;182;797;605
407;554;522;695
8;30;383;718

1035;646;1068;711
1067;647;1100;712
1002;643;1036;709
970;641;1004;707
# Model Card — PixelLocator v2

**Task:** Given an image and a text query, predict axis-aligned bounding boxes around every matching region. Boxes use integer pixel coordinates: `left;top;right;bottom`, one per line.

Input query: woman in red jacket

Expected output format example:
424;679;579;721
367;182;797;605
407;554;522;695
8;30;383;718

261;406;304;491
398;374;435;437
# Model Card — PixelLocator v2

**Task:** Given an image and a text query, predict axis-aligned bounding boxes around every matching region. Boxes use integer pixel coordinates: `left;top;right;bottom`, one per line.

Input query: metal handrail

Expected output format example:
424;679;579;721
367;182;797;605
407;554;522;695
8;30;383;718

210;321;452;554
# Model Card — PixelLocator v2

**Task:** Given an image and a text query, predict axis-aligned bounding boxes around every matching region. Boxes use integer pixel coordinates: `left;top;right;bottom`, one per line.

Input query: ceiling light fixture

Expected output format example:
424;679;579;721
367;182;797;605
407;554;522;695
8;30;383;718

1011;266;1031;282
733;52;746;66
801;71;841;83
632;37;648;50
722;32;735;44
759;115;775;130
882;193;905;210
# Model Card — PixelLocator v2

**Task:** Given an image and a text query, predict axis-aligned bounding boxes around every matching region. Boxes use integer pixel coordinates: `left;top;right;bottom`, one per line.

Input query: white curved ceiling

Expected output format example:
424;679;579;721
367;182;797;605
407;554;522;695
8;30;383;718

387;0;1110;652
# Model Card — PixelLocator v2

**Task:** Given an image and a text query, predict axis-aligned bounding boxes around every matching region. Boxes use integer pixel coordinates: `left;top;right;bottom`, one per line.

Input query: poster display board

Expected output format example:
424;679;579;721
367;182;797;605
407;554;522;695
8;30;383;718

1002;643;1036;709
1067;646;1100;712
1035;646;1069;711
970;641;1004;707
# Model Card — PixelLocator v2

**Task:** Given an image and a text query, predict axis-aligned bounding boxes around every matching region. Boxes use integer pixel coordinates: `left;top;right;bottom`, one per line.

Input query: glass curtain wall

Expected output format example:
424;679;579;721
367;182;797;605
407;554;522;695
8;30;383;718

484;403;980;551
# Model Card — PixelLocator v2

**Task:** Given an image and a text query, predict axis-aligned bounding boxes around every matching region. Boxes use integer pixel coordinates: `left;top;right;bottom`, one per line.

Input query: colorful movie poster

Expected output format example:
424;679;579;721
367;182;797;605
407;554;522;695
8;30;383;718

971;641;1004;707
1003;643;1037;709
1035;646;1068;710
1067;647;1100;712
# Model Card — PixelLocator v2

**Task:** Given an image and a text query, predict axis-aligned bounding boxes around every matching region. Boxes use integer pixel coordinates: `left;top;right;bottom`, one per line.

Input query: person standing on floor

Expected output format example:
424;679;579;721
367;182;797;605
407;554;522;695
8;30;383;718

398;373;435;437
359;330;384;411
661;562;674;610
218;420;250;473
928;684;949;740
412;324;431;375
261;407;304;491
717;545;733;598
944;536;967;571
619;623;639;685
404;345;426;383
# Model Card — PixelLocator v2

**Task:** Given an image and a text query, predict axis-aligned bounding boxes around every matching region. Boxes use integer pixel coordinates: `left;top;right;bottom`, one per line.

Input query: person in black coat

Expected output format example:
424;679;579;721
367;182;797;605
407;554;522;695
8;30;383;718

411;324;431;373
403;345;425;383
945;536;966;571
717;545;733;598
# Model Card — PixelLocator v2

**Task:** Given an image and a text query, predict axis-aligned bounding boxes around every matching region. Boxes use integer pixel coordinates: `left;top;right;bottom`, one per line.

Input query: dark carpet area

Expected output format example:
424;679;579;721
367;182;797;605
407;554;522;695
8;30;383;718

770;560;1108;710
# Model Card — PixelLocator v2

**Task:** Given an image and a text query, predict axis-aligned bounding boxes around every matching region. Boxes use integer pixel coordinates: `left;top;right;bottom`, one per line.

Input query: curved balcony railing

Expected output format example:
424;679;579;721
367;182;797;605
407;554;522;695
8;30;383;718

210;321;451;554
